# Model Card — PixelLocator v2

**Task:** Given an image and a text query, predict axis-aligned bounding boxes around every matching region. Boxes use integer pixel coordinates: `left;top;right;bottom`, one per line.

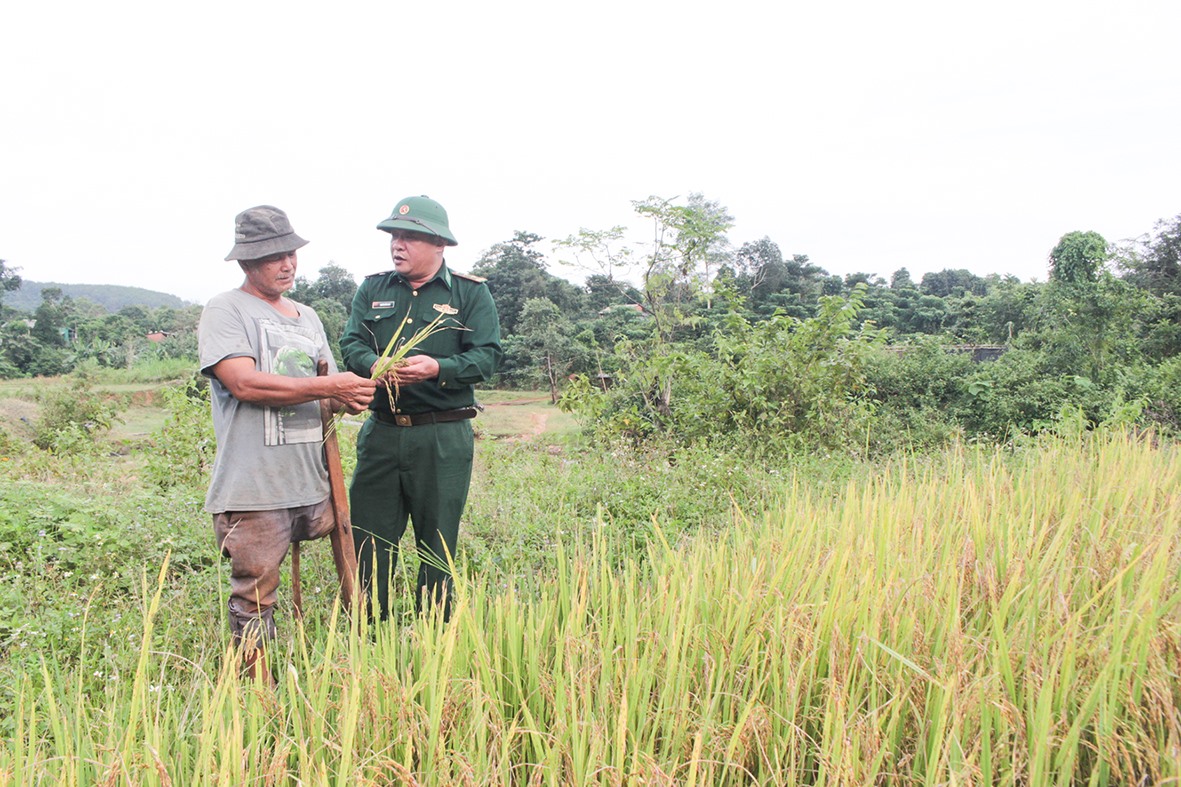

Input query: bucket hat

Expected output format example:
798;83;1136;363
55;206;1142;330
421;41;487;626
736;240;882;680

376;195;458;246
224;205;309;261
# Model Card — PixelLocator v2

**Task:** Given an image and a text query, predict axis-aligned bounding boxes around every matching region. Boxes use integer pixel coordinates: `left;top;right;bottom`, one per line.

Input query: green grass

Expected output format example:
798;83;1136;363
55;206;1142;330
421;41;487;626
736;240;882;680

1;376;1179;783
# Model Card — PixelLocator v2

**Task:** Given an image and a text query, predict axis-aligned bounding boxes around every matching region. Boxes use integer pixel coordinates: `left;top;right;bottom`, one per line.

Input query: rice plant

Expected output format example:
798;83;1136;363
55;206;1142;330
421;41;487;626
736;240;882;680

2;431;1179;784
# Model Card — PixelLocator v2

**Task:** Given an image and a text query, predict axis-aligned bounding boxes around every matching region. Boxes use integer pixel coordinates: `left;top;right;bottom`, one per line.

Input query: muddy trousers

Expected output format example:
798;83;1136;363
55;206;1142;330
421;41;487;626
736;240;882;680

212;499;335;645
349;417;474;622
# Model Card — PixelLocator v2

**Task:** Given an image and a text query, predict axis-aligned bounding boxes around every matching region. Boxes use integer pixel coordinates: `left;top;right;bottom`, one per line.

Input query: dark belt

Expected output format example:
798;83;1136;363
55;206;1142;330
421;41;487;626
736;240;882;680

372;407;478;427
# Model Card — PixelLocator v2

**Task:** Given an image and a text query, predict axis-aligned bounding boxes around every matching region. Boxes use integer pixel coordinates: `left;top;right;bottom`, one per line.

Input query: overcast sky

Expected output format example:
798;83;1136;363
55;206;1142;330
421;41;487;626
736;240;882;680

2;1;1178;305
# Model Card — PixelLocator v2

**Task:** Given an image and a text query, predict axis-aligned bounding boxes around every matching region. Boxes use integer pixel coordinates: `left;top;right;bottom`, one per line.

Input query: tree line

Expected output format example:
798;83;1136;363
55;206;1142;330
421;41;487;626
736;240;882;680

2;198;1178;453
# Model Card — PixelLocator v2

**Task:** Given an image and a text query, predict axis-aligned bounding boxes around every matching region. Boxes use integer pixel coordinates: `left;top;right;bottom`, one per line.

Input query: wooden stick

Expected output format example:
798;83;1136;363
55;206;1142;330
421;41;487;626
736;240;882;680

291;542;303;620
318;360;359;609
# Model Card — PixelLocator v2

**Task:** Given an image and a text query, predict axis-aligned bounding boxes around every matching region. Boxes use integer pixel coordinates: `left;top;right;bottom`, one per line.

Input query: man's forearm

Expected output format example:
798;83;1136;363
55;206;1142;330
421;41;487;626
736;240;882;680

220;369;341;408
211;356;375;413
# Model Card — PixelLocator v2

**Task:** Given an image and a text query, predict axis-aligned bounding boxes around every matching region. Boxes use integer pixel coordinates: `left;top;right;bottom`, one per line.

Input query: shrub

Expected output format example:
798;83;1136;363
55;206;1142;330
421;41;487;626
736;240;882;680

32;378;125;453
1126;356;1181;432
0;482;212;679
959;348;1114;438
563;289;882;456
143;378;215;489
862;338;975;451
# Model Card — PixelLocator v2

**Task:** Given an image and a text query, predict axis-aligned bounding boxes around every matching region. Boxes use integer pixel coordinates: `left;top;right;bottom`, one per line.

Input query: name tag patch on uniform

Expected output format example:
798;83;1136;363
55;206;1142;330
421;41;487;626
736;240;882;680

433;303;459;315
371;301;396;309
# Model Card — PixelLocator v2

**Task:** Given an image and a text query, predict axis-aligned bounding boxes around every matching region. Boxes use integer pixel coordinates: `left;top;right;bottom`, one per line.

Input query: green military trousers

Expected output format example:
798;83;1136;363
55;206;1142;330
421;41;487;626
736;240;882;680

349;416;474;621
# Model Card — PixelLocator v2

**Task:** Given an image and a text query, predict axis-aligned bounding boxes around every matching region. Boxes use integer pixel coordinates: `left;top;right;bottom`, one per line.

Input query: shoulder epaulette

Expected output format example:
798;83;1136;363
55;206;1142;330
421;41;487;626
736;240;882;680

364;270;395;279
451;271;487;283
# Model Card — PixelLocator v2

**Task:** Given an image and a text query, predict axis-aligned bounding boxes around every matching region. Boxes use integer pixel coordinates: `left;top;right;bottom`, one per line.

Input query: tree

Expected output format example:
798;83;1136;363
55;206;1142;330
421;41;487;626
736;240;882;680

1040;231;1142;382
554;225;635;284
509;298;582;403
729;240;828;319
890;268;915;290
1049;231;1108;285
116;304;153;334
5;288;74;377
633;193;733;313
1118;214;1181;297
288;262;358;313
31;288;70;346
0;259;21;310
472;231;585;336
976;277;1038;343
584;274;642;314
309;298;348;368
920;269;987;298
554;226;642;314
622;194;734;419
733;237;784;295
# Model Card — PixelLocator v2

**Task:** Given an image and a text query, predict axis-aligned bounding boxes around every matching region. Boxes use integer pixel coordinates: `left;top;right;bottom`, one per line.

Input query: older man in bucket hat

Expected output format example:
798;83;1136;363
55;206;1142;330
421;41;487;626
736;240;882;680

341;195;501;623
198;205;376;680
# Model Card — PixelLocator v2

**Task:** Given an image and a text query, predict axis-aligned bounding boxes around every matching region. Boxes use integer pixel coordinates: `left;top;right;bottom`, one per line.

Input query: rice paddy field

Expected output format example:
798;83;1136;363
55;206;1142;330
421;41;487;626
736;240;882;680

0;377;1179;784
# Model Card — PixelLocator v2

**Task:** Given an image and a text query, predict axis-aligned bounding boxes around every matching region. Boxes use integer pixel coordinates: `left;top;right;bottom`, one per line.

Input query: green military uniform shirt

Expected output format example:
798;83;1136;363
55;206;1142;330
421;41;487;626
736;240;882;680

340;263;502;414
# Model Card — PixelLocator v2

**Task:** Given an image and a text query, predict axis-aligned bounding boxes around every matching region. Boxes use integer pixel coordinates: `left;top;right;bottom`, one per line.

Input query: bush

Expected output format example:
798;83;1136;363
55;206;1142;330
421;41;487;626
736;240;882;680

563;289;882;457
0;482;212;679
862;339;975;452
32;378;125;453
864;338;974;413
959;349;1114;438
143;378;215;489
1127;356;1181;432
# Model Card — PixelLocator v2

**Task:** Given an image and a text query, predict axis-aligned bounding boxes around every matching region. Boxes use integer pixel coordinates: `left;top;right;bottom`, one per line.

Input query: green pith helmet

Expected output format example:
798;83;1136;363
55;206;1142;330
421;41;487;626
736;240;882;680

376;195;458;246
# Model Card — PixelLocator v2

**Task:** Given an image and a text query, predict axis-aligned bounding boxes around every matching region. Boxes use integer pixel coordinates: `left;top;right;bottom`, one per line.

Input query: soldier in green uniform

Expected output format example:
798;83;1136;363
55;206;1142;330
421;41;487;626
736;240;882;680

341;195;502;621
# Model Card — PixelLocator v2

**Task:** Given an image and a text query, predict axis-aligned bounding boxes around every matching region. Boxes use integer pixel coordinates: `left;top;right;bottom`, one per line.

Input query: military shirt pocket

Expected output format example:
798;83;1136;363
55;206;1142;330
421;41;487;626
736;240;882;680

361;307;406;354
365;306;403;324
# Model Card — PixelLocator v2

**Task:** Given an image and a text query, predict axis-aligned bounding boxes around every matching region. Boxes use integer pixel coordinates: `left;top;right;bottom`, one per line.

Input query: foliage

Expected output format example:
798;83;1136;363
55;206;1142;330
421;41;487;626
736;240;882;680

862;339;974;450
501;297;585;401
696;286;883;453
1117;213;1181;297
2;432;1180;783
308;298;347;368
143;378;215;489
0;259;20;308
31;376;126;453
0;285;203;378
729;239;827;319
1;320;71;378
472;231;585;337
464;438;815;581
554;225;635;285
1127;355;1181;431
919;267;988;297
1050;230;1109;285
864;341;1148;445
632;193;734;334
288;262;358;315
5;200;1181;449
1135;293;1181;360
0;482;211;684
565;287;882;455
1034;266;1146;383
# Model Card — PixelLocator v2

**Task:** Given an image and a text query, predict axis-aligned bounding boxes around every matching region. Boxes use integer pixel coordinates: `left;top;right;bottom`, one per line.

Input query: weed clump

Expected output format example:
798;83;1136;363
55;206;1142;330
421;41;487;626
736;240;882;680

32;377;125;454
143;377;214;489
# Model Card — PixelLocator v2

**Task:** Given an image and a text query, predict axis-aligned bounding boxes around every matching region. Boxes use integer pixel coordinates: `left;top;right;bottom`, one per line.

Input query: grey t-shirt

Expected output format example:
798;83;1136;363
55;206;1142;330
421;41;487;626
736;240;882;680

198;288;338;514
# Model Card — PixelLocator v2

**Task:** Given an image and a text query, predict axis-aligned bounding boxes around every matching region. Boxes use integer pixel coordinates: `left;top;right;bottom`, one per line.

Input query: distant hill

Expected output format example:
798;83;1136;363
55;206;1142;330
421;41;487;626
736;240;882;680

2;281;192;313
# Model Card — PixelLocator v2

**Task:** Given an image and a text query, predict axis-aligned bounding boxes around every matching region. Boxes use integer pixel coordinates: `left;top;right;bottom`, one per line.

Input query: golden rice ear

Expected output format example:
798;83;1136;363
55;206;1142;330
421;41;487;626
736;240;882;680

367;311;467;403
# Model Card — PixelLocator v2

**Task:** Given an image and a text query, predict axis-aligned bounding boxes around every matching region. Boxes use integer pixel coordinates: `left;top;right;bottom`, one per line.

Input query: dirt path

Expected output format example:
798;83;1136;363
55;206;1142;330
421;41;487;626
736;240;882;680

479;396;553;441
482;397;549;407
